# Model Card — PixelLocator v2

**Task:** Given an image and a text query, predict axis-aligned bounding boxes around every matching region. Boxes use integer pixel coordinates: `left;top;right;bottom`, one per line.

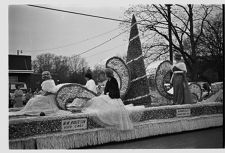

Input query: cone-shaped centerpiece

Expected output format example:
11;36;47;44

124;15;151;106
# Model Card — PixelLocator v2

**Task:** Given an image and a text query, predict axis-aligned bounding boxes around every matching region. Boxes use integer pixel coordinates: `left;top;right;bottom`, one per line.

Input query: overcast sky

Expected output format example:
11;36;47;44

8;0;223;68
8;4;136;68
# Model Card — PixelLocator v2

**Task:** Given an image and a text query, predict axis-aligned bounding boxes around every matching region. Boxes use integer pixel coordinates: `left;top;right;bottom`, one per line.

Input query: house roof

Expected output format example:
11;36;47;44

8;70;34;74
8;55;32;71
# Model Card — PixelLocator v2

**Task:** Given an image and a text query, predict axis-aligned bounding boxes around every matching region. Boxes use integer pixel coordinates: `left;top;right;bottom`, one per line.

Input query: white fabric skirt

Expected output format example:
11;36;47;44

82;95;134;131
9;94;59;116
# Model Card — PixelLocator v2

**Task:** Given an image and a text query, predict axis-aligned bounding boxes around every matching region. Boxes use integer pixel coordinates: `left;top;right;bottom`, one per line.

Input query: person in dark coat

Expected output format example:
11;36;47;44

104;68;120;99
82;68;133;131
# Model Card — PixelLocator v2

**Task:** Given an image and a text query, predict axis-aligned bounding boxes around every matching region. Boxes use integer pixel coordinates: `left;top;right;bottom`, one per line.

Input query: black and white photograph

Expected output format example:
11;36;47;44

4;0;224;150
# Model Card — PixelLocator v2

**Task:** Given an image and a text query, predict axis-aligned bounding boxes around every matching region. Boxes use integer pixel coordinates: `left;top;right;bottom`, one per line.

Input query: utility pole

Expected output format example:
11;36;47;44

222;6;225;148
223;4;224;60
166;4;173;63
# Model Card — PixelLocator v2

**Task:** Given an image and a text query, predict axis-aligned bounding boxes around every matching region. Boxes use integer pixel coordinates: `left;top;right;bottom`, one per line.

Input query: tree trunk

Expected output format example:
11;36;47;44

188;4;198;81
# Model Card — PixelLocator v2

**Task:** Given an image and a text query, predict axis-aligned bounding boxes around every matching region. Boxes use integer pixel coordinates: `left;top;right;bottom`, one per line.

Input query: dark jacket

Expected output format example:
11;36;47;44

104;77;120;99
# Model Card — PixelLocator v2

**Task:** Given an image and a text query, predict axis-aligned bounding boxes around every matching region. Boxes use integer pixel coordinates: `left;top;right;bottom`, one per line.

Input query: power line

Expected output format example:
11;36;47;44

17;22;136;58
85;33;148;58
76;30;127;56
85;43;126;58
22;27;120;52
16;5;147;54
27;5;149;26
88;34;150;65
28;5;131;23
75;23;137;56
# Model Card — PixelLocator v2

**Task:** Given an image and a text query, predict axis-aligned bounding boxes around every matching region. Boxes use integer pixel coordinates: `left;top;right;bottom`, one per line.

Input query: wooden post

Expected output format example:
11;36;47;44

166;4;173;64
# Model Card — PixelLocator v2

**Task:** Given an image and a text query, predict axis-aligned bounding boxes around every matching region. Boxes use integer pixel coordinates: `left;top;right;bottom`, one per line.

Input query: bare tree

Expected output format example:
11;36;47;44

32;53;55;73
121;4;221;81
67;55;89;73
32;53;89;83
197;12;223;57
52;55;70;82
195;11;223;81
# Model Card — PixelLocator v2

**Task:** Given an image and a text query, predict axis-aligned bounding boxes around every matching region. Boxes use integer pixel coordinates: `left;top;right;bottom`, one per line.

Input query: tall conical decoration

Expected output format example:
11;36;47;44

124;15;151;106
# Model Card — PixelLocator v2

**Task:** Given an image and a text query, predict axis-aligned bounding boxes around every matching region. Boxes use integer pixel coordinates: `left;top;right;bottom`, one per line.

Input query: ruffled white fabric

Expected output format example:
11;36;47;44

82;95;134;131
41;80;58;93
9;95;59;116
9;81;64;116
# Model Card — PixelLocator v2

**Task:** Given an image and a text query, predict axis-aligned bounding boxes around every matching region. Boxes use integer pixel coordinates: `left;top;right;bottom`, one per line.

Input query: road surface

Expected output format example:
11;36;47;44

82;127;223;149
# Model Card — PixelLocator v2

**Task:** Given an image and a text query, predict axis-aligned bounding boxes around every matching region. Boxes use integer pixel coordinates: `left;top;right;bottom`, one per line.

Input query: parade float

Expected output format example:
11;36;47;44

9;15;223;149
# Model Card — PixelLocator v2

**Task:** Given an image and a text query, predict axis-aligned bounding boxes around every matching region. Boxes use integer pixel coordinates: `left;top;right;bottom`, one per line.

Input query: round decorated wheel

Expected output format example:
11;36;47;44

155;60;173;100
189;83;202;102
55;83;98;110
106;56;131;99
154;60;203;102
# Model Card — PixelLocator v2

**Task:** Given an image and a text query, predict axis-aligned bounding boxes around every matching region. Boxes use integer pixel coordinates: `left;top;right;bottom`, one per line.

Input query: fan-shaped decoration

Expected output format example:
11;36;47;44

154;60;202;102
189;83;202;102
106;56;131;99
155;60;173;100
55;83;98;110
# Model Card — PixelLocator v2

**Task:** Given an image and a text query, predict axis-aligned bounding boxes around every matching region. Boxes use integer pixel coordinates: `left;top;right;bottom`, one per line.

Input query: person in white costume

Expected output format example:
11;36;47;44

84;73;97;94
82;68;134;131
9;71;60;116
67;73;97;107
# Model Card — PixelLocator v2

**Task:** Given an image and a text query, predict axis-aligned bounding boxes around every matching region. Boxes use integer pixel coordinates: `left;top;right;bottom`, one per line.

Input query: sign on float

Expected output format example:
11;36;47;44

61;118;87;131
176;109;191;117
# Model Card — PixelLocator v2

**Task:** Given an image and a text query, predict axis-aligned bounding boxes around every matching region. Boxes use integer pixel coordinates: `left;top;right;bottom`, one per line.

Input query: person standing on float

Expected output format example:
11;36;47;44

171;53;194;105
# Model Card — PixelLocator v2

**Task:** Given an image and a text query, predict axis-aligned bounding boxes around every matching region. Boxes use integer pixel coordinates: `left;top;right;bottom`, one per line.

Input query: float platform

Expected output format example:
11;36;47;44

9;102;223;149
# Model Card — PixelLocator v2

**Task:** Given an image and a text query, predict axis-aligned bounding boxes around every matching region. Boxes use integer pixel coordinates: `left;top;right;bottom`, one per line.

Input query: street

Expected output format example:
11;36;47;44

82;127;223;149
